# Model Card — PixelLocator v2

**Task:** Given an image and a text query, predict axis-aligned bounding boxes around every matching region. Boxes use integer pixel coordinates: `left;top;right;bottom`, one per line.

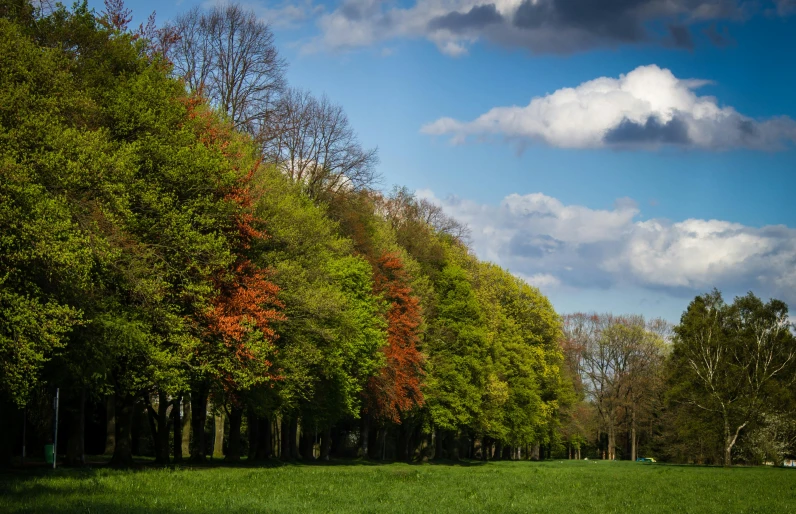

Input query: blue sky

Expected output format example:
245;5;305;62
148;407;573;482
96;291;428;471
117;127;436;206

99;0;796;322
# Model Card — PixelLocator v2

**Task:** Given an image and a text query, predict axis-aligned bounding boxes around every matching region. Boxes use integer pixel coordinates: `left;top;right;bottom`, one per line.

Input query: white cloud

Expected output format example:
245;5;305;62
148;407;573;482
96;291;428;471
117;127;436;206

421;65;796;150
421;190;796;303
518;272;562;289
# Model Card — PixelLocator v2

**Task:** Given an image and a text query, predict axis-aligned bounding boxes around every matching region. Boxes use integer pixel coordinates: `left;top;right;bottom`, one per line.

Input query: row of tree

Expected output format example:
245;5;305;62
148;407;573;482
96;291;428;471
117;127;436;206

0;1;565;467
1;1;794;469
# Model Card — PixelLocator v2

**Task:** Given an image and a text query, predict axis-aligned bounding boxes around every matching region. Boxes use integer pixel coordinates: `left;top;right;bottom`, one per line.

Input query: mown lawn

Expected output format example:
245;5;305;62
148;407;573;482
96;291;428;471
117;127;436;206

1;459;794;513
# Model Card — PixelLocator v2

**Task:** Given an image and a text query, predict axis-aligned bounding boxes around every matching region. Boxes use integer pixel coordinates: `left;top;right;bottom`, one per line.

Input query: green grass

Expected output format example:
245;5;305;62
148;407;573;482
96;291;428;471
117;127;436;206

2;460;794;513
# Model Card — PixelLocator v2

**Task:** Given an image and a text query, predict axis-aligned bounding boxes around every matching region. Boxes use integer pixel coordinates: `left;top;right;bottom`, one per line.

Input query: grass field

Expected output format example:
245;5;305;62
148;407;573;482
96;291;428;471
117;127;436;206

1;460;794;513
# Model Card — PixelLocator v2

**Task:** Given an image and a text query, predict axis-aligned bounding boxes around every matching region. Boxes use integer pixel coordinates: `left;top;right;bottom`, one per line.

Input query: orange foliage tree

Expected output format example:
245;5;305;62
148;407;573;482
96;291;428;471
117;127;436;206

364;252;425;423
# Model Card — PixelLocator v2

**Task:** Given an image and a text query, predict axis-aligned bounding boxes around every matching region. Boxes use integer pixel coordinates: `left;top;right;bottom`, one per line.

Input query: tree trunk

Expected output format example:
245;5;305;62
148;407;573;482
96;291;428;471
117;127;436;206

723;416;748;467
110;392;134;467
66;389;86;466
449;430;460;461
300;424;314;461
631;406;637;462
213;412;225;459
104;394;115;456
190;382;209;463
320;427;332;461
607;421;616;460
434;429;443;460
181;393;191;457
421;430;432;462
172;396;183;463
279;415;295;460
0;400;20;468
397;423;409;462
378;427;388;460
145;390;171;465
255;416;272;460
247;410;259;460
226;406;242;461
157;391;170;464
360;413;370;458
289;417;298;460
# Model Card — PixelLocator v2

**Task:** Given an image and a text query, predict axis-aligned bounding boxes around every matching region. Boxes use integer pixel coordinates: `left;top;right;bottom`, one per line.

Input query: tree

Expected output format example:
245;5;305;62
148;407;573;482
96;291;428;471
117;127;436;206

364;252;425;424
563;313;664;460
424;257;489;454
668;290;796;466
169;3;286;134
263;88;380;199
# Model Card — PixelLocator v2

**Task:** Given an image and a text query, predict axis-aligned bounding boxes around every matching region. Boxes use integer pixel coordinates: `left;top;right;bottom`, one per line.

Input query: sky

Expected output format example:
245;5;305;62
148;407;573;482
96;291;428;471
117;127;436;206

93;0;796;322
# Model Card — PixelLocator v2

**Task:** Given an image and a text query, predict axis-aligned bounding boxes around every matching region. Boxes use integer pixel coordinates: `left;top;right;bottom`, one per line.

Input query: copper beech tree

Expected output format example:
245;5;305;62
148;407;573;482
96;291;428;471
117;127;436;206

364;252;425;424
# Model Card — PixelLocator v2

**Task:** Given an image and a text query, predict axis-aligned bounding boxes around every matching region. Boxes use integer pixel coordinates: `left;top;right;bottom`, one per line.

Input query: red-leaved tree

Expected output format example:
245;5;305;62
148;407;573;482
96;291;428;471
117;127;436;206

365;252;425;423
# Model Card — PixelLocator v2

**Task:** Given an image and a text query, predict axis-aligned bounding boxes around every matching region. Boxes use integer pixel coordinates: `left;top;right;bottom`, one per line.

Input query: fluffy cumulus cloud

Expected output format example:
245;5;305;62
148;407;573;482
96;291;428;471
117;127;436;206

421;65;796;150
309;0;791;56
417;190;796;302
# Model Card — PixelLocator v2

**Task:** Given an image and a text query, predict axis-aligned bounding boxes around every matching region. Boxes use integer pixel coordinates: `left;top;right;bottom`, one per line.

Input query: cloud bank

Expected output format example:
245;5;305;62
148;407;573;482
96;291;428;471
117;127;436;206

421;65;796;150
310;0;790;56
418;190;796;303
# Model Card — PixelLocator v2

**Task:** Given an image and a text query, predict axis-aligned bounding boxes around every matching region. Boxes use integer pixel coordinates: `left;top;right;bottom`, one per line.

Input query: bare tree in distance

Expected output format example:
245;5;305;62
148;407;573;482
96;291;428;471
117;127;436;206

562;313;666;460
264;87;380;198
377;187;470;243
168;3;286;134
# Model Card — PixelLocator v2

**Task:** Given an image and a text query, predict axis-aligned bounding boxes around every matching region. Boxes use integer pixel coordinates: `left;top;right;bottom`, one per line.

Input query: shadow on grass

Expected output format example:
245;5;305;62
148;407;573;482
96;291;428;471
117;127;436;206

0;455;487;479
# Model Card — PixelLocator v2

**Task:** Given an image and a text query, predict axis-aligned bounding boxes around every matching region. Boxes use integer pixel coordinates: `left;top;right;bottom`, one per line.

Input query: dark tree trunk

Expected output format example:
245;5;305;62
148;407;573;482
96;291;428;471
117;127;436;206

421;430;432;462
320;427;332;461
434;429;444;460
331;426;346;458
226;405;243;462
66;388;85;466
190;382;209;463
0;400;20;468
288;417;298;460
280;417;291;460
360;413;370;458
172;396;183;463
255;416;271;460
300;425;314;461
248;409;259;460
104;395;115;455
145;390;171;465
397;423;409;462
110;392;134;467
448;430;460;461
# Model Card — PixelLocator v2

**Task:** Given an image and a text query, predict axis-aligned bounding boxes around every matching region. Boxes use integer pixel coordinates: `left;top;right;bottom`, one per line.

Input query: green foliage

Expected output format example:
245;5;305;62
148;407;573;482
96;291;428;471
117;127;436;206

253;167;386;426
666;290;796;465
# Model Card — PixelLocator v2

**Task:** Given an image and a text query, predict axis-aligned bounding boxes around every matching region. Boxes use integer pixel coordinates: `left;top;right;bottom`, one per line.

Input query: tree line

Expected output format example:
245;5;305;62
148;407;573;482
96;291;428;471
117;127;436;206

1;1;794;469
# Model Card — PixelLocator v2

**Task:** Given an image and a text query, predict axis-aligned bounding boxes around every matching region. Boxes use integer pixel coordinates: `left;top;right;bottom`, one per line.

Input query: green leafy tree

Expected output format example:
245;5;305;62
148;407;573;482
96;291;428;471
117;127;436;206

668;290;796;466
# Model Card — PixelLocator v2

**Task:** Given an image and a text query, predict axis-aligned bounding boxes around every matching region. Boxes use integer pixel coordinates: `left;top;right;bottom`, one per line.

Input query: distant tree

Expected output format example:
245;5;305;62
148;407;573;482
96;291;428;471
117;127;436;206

563;314;664;460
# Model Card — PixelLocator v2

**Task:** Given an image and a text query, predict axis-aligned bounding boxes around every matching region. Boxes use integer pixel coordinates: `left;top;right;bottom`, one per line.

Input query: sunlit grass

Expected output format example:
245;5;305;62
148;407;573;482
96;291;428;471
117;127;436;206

2;460;794;513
